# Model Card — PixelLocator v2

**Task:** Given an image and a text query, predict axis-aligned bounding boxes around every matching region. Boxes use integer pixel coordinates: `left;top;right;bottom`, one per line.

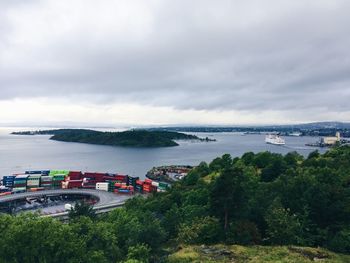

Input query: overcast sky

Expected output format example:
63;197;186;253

1;0;350;126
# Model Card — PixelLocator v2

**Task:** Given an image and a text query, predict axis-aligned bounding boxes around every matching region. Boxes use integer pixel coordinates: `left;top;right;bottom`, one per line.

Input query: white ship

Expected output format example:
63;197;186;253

265;134;285;145
289;132;302;137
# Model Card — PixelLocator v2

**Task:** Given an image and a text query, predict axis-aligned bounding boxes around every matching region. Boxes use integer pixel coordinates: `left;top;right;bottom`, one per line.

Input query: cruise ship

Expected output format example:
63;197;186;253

265;134;285;145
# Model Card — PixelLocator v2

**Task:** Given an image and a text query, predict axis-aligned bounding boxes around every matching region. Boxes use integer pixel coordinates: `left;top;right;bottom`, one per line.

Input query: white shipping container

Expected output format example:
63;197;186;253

96;183;109;187
96;182;109;191
96;187;108;192
151;181;160;187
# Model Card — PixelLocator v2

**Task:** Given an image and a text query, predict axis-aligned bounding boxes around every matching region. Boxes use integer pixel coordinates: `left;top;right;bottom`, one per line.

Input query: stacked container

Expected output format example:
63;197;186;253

13;175;29;188
96;182;109;191
128;176;139;187
63;171;83;189
40;176;53;190
108;181;115;192
27;174;41;189
2;176;15;188
114;182;128;189
62;180;82;189
82;172;103;189
0;186;11;193
66;171;83;180
114;184;134;194
143;179;157;193
49;170;69;188
114;174;128;184
135;180;144;193
52;175;66;189
157;182;169;192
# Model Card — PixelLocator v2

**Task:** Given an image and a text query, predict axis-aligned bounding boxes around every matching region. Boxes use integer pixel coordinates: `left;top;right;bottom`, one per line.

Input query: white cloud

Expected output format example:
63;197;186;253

1;0;350;124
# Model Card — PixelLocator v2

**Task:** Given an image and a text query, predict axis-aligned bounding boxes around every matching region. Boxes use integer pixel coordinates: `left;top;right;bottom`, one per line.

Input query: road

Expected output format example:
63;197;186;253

0;189;133;208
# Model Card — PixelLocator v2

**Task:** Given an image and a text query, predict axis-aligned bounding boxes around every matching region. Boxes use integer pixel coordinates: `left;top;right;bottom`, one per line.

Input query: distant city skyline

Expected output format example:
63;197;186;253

1;0;350;125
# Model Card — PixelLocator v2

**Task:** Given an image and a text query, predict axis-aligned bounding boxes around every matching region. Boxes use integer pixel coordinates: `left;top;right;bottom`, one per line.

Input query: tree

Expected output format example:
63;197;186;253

127;244;151;262
261;157;287;182
210;167;250;230
68;200;96;220
264;199;303;245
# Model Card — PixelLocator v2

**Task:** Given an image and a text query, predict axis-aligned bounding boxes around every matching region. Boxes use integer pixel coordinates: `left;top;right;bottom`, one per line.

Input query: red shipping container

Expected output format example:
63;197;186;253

68;171;83;180
115;175;128;182
66;180;83;189
144;179;153;185
136;180;144;186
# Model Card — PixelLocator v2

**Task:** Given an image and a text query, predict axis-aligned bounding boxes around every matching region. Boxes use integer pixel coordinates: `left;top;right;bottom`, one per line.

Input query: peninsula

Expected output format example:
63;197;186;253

12;129;212;147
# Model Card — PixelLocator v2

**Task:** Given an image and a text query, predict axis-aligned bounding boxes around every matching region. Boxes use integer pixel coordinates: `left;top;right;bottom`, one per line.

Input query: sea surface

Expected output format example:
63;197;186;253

0;127;327;179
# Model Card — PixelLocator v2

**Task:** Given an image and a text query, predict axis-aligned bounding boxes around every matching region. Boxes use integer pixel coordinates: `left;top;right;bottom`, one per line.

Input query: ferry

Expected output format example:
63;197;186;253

265;134;285;145
289;132;302;137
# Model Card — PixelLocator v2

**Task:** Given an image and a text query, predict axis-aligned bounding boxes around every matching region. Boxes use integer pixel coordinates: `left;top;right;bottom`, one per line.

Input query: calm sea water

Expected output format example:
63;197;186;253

0;127;326;179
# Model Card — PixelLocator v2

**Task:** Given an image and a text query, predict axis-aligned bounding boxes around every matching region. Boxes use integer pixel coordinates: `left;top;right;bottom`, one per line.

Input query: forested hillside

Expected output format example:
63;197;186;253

1;147;350;262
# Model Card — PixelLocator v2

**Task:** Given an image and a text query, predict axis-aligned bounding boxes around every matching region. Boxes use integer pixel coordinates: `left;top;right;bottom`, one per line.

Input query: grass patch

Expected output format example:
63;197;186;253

166;245;350;263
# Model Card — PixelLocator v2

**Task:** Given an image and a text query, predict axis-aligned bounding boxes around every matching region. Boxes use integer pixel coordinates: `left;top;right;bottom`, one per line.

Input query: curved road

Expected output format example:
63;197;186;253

0;189;133;207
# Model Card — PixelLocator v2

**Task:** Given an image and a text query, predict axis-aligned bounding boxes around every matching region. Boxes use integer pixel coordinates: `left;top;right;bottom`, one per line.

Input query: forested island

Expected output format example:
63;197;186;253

1;147;350;262
12;129;214;147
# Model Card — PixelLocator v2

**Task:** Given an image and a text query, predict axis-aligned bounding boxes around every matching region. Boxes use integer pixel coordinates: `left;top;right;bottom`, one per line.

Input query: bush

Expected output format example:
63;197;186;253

264;200;303;245
328;228;350;253
127;244;151;263
177;216;222;244
226;220;261;245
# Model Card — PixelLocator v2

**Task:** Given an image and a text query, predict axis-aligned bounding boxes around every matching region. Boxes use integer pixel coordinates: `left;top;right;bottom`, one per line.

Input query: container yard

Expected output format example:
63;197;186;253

0;170;170;197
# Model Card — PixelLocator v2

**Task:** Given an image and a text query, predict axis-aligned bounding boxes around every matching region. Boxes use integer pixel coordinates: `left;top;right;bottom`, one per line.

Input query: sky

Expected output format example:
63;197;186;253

1;0;350;126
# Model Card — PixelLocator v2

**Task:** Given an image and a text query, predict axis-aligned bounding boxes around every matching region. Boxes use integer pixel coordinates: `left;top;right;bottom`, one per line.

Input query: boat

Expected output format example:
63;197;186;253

265;134;285;145
289;132;302;137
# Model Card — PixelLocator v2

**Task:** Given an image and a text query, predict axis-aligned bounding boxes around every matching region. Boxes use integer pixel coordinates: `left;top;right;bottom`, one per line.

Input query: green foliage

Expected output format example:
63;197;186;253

1;146;350;262
328;227;350;253
0;214;86;263
177;216;222;244
68;200;96;220
127;244;151;262
226;220;261;245
264;199;303;245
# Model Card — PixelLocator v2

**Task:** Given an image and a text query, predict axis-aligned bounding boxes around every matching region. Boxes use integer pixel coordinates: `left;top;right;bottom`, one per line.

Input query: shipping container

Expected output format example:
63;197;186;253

62;180;83;189
27;175;41;187
151;181;160;187
144;179;153;184
0;186;11;193
14;175;29;188
49;170;69;176
28;187;45;192
3;176;15;187
0;192;12;196
12;187;26;194
96;182;109;191
136;180;144;186
67;171;83;180
25;170;50;175
114;188;134;194
135;185;143;193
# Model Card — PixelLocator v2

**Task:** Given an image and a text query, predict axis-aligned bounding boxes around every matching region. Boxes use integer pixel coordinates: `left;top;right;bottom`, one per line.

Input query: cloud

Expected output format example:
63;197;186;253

0;0;350;124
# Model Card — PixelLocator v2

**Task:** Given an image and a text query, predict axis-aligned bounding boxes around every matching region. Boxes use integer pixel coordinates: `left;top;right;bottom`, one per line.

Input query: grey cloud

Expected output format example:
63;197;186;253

1;0;350;117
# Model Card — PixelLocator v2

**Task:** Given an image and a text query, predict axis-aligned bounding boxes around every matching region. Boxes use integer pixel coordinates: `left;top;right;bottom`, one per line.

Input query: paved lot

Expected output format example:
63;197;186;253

0;189;133;206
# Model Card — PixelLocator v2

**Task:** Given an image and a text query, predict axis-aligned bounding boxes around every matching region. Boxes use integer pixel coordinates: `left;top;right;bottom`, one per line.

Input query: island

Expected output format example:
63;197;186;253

11;129;215;147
